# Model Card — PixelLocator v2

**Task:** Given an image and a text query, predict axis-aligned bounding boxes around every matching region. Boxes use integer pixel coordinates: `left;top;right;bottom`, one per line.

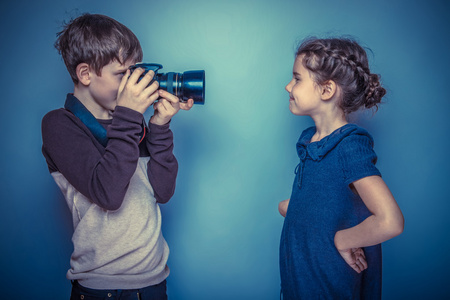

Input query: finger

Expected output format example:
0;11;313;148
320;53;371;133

353;248;364;256
355;258;364;272
127;67;146;85
180;98;194;111
158;89;180;104
136;70;155;90
355;249;367;263
358;256;368;270
147;90;160;106
351;262;361;274
118;69;130;95
157;98;175;113
140;80;160;100
153;101;161;112
152;99;164;113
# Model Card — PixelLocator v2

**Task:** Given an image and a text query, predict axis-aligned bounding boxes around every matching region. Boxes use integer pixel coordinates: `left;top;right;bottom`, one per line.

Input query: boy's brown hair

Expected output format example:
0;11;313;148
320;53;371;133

55;13;143;84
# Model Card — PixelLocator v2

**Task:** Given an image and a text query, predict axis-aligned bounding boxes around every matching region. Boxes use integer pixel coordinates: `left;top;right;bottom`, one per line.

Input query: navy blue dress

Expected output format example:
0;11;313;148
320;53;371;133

280;124;382;299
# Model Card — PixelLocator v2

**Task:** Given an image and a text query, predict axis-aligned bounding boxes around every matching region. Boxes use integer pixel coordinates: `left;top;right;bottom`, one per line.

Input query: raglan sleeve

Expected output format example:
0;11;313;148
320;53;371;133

339;134;382;186
41;107;144;210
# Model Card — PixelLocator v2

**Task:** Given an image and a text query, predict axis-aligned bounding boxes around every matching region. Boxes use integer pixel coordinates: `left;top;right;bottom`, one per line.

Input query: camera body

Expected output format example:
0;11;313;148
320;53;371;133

129;63;205;105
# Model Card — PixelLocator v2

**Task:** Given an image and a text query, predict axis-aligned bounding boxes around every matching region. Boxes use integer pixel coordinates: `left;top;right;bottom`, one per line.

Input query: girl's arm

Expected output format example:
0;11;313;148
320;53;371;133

278;199;290;217
334;175;404;251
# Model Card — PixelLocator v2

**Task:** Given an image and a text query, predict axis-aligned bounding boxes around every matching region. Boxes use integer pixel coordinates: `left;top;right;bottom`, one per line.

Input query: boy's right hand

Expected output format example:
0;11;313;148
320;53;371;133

117;68;160;114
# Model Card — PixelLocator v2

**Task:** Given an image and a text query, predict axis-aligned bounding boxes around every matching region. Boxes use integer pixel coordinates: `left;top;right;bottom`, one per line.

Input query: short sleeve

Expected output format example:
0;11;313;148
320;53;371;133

339;134;381;185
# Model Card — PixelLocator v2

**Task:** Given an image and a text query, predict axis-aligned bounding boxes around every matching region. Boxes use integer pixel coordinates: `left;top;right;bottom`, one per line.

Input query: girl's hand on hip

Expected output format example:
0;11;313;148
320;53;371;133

337;247;368;273
278;199;290;217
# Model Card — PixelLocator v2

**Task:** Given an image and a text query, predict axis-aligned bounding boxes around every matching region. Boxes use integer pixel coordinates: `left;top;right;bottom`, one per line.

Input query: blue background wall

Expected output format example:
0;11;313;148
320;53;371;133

1;0;449;299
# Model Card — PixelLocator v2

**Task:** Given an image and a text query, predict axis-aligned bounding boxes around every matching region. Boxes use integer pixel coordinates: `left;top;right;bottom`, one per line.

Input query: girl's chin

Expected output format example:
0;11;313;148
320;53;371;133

289;106;304;116
288;106;297;114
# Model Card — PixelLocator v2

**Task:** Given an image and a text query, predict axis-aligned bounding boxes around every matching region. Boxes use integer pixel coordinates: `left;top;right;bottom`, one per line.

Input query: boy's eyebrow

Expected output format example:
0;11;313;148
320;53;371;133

293;72;301;77
116;67;129;73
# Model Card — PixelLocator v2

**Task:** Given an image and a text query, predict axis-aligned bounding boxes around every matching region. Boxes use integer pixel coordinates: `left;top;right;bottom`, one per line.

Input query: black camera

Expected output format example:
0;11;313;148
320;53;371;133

129;63;205;105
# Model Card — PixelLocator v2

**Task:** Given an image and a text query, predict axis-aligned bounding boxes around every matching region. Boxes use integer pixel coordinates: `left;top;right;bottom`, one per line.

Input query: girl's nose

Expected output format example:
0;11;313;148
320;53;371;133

285;80;292;93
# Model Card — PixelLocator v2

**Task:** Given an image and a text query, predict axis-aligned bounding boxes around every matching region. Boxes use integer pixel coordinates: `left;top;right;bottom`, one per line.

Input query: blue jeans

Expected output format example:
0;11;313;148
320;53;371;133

70;280;168;300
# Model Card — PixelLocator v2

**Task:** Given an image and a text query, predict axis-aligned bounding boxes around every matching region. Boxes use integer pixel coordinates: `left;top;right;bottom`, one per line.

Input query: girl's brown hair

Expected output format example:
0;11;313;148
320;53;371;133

296;37;386;114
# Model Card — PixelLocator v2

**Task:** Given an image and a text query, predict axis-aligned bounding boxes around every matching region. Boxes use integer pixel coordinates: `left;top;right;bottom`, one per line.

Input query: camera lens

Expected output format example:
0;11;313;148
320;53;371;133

157;71;205;105
130;63;205;105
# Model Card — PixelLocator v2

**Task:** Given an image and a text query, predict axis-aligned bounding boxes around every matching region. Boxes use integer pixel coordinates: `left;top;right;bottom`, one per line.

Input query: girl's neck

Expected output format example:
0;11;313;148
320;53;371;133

310;113;348;143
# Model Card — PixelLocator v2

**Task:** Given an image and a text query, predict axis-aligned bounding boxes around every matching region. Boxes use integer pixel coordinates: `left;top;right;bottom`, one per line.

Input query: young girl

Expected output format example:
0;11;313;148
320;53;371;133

278;37;404;299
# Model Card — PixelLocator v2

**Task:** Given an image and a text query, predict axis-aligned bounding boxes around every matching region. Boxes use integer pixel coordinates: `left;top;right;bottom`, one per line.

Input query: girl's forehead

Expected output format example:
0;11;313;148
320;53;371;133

293;56;307;72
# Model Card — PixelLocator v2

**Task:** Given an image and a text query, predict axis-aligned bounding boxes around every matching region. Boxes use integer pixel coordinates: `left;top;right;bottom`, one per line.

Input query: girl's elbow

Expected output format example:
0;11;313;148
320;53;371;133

384;215;404;239
395;216;405;236
390;221;404;238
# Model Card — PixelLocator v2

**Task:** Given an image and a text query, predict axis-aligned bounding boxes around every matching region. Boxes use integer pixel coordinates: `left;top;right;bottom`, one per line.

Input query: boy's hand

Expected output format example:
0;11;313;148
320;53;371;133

337;247;368;273
117;68;159;114
150;89;194;125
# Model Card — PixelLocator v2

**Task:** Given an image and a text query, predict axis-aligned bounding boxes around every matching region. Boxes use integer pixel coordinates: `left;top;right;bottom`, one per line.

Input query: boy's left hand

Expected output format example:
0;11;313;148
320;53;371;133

150;89;194;125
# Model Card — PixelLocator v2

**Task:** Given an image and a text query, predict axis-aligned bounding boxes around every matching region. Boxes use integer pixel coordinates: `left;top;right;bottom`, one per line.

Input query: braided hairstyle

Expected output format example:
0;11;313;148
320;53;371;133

296;37;386;114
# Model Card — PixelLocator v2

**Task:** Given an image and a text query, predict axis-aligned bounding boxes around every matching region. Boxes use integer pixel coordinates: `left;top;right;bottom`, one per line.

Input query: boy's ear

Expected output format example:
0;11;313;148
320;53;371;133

76;63;91;86
321;80;337;101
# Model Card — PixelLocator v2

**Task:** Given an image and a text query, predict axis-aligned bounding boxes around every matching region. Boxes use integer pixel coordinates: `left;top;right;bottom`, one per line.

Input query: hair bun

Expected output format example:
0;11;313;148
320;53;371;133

365;74;386;110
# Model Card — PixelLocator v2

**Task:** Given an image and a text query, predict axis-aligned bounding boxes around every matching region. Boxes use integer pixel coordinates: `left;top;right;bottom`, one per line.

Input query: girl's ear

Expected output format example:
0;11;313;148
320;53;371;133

76;63;91;86
321;80;337;101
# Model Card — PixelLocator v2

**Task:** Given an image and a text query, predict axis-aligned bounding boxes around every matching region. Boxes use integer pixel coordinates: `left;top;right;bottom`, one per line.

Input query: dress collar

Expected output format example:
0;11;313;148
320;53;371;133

296;124;369;161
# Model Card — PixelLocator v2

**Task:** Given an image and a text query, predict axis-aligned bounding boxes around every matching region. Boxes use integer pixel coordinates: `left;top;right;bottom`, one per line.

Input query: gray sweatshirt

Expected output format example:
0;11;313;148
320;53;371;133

41;95;177;289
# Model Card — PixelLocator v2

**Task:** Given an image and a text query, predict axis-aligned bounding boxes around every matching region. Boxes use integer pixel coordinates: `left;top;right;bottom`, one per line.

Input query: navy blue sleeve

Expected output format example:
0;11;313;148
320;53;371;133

338;134;381;185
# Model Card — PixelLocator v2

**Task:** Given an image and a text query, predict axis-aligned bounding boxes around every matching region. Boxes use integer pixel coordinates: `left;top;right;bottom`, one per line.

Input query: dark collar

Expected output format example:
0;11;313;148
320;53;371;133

64;94;108;147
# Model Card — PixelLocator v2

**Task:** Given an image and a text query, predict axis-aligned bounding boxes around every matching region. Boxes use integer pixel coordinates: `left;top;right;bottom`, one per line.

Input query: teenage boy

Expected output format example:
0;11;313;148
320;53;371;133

41;13;193;299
